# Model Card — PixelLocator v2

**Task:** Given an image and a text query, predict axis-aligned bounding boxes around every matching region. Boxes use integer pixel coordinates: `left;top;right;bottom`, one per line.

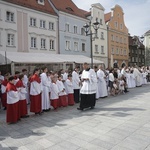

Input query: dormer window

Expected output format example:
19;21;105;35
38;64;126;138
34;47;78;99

38;0;44;5
66;7;73;12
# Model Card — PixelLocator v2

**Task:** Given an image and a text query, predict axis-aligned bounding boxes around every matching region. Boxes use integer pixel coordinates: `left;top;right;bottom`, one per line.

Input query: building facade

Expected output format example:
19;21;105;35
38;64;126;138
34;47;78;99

105;5;129;68
0;0;58;53
49;0;91;57
128;35;145;67
144;30;150;65
90;3;108;67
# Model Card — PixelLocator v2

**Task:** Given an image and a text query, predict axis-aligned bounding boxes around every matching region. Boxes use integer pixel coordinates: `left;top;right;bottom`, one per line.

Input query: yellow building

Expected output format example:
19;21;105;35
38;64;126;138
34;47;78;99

105;5;129;68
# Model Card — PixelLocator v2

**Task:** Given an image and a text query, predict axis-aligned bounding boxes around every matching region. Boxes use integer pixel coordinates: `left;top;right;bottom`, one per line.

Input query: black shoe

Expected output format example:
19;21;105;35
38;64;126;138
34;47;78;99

90;106;94;109
21;115;29;118
3;107;7;110
77;107;83;111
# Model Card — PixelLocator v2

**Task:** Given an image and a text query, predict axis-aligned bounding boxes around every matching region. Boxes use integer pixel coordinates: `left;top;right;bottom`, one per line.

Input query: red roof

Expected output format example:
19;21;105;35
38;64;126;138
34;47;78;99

3;0;57;16
104;12;111;23
50;0;87;19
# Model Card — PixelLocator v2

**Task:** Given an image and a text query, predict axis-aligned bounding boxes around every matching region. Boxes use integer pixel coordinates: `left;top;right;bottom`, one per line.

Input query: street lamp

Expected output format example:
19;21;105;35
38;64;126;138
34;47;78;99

83;20;100;68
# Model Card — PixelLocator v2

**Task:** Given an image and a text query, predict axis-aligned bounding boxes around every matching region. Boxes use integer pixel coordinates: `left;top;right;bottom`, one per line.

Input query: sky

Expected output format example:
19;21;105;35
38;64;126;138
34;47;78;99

72;0;150;36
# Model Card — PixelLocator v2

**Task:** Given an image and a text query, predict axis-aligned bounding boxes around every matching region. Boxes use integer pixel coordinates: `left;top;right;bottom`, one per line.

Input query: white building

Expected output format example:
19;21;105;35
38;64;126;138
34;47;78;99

49;0;91;57
0;0;58;54
90;3;108;67
144;30;150;65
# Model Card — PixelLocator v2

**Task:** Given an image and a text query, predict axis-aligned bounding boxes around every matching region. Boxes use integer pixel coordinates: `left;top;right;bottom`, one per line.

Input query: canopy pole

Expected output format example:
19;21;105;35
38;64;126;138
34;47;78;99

11;62;15;75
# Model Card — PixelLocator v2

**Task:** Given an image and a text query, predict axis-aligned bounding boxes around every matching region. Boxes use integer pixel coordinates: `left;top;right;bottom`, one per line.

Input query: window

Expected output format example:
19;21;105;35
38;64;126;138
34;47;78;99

95;45;98;53
120;49;123;55
6;11;14;22
31;37;36;48
74;26;77;34
132;49;134;53
41;38;46;49
101;32;104;39
82;43;85;52
66;41;70;50
101;46;104;54
81;28;85;35
124;50;126;55
50;40;54;50
136;57;138;62
38;0;45;5
49;22;54;30
40;20;46;28
111;35;114;41
120;37;122;43
7;34;14;46
116;48;119;54
124;38;126;44
65;24;69;32
100;19;103;25
120;24;123;30
132;57;134;62
74;42;78;51
115;22;118;28
111;47;114;54
30;18;36;27
116;36;118;42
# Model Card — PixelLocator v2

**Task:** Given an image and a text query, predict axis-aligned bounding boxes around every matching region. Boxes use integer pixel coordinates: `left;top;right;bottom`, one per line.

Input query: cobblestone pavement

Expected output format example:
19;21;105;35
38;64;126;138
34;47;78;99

1;85;150;150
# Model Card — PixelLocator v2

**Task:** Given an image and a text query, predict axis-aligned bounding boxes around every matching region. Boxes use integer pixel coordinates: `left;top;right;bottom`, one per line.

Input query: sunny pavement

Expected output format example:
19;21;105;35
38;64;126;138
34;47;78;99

0;84;150;150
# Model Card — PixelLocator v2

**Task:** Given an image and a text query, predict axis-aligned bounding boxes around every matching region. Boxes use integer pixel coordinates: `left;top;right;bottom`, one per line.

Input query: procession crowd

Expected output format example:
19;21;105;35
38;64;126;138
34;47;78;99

0;63;149;124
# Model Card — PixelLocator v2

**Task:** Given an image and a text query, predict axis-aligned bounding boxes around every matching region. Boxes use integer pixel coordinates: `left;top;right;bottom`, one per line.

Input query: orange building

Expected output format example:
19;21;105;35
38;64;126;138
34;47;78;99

105;5;129;68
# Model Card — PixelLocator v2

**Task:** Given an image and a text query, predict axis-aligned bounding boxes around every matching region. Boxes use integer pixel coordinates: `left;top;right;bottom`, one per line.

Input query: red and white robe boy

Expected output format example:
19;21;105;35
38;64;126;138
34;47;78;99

6;81;20;123
56;80;68;107
50;82;59;109
1;79;8;109
16;79;28;117
30;74;42;114
66;79;75;106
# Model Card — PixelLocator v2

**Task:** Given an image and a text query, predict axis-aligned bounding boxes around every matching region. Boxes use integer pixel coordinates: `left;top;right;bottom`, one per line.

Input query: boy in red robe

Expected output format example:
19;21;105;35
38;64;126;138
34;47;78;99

30;68;42;115
16;74;29;118
6;76;20;124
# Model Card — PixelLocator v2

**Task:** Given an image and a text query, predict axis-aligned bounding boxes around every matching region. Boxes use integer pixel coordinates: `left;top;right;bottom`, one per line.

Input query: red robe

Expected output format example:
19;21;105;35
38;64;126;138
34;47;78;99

16;80;28;117
30;74;42;113
1;79;8;108
6;82;20;123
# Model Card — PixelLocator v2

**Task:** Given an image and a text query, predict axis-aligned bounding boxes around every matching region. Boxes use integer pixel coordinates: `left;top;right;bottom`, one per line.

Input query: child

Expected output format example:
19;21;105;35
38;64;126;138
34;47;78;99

6;76;20;124
66;74;75;106
119;77;125;94
56;75;68;107
16;74;29;118
50;76;59;110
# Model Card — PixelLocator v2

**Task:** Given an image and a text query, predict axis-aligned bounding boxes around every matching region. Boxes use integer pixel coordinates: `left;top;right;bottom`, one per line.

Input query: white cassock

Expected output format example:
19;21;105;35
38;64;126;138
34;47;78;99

80;69;97;94
23;74;30;104
126;73;132;88
40;73;51;110
133;68;142;87
142;72;148;84
97;69;108;98
63;72;68;93
72;71;80;90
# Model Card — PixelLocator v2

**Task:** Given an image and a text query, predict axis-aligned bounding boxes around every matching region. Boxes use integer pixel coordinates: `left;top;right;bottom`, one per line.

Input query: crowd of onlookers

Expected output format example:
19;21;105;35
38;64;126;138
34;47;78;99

0;64;149;124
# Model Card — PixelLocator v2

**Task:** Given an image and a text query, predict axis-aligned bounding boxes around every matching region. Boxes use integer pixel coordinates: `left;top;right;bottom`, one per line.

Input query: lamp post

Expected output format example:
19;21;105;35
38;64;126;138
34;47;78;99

83;20;100;68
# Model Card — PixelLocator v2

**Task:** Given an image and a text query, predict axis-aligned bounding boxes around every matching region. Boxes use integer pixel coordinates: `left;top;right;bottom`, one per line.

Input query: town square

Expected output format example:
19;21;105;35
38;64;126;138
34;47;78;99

0;0;150;149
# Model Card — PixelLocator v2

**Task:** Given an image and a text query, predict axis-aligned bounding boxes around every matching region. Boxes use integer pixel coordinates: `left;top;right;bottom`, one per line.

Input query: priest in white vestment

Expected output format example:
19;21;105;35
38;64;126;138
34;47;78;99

97;65;108;98
77;63;97;110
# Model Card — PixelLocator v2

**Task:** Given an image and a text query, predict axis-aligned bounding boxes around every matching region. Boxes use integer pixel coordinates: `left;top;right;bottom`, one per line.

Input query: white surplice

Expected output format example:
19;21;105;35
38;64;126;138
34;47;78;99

97;69;108;98
80;69;97;94
40;73;51;110
72;71;80;90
